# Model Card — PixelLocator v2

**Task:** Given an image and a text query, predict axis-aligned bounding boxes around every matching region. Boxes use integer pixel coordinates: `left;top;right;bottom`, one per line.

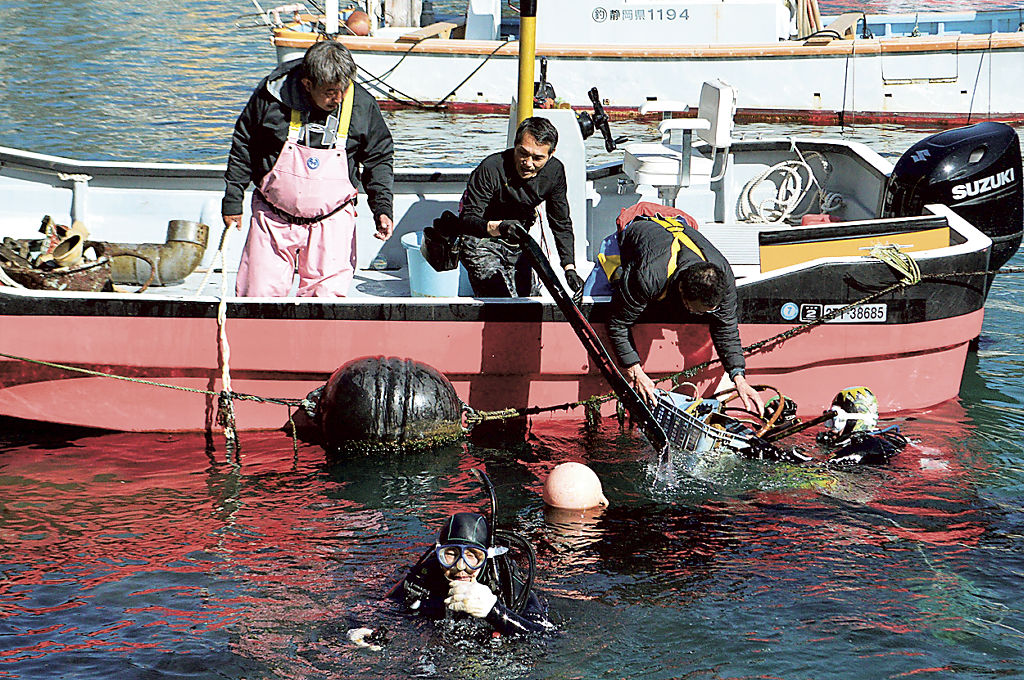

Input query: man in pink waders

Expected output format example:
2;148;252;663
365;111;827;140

222;41;394;296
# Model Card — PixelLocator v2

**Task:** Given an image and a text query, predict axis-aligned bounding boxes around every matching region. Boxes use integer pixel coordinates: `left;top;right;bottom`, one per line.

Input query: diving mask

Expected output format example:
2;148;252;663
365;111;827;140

435;543;509;571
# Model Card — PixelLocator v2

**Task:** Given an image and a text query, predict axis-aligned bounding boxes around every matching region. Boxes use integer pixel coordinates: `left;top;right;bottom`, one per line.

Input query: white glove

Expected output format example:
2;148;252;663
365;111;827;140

346;627;383;652
444;579;498;618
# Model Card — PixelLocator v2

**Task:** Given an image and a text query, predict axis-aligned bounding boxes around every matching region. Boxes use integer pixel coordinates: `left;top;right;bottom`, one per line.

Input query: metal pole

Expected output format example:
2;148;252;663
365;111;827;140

517;0;537;123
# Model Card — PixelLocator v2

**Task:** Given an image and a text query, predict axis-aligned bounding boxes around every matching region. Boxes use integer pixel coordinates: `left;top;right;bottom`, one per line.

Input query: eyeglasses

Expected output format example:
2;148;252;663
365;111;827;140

682;298;720;315
435;544;487;571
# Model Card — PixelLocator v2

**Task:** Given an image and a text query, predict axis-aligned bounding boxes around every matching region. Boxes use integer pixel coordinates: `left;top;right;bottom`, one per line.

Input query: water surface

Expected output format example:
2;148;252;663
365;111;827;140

1;1;1023;678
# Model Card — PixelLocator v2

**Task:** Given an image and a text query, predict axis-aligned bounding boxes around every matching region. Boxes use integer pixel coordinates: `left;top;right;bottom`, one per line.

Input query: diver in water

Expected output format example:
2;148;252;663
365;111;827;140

391;512;553;634
816;386;907;466
347;472;553;650
744;386;907;466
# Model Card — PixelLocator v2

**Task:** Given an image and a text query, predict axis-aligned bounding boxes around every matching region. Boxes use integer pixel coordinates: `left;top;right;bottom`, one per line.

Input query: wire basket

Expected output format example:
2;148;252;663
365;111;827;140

653;388;751;455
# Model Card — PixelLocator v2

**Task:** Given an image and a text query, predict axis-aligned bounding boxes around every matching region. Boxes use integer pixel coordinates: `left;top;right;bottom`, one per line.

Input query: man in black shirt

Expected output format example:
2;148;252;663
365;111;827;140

222;41;394;297
456;117;583;297
608;216;763;415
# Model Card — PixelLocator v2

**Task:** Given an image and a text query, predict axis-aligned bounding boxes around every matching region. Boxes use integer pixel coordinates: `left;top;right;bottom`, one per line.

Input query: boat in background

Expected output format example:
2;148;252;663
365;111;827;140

265;0;1024;126
0;81;1019;433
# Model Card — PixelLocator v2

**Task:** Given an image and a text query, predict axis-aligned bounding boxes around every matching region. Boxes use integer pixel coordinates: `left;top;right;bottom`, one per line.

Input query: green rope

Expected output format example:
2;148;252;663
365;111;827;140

0;350;303;408
3;264;1021;428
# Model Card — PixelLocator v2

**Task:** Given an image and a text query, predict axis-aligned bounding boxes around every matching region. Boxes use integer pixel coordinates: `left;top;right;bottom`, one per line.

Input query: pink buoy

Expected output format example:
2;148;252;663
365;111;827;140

542;462;609;510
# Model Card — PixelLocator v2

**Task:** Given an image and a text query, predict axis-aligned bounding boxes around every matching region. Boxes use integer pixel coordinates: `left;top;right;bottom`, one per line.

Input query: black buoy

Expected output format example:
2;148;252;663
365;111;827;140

314;356;464;454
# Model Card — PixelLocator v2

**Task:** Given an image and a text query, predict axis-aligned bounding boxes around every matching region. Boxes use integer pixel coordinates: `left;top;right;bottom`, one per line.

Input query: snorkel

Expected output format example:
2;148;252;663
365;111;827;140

470;467;536;614
470;468;498;576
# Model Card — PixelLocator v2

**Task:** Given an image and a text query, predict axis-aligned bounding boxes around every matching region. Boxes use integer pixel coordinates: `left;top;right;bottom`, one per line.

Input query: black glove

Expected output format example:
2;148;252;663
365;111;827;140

564;268;585;304
432;210;462;237
497;220;525;242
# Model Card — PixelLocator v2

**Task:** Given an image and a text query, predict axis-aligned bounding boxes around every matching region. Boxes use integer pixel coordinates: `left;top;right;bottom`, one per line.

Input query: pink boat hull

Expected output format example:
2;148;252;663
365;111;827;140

0;310;983;432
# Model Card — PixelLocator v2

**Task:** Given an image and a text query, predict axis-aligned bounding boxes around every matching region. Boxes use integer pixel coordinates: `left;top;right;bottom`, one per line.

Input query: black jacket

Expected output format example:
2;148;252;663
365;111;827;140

390;556;554;635
222;59;394;221
458;149;575;268
608;219;745;377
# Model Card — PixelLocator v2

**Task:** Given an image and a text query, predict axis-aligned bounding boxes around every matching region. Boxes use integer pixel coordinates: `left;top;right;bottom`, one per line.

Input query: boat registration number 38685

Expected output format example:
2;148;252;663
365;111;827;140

823;304;887;323
592;7;690;22
794;303;888;323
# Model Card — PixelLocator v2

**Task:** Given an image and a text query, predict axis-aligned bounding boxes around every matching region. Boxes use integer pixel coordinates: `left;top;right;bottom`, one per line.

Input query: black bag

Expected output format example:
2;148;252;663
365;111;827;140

421;210;462;272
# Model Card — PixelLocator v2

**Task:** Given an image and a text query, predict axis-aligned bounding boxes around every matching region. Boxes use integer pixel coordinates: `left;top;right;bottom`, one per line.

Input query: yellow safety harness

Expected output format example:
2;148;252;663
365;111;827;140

598;215;706;295
287;82;354;145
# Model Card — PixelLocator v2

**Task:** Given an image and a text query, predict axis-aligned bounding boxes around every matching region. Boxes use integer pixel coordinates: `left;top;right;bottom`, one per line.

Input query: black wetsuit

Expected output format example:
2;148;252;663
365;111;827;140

390;555;554;635
456;149;574;297
820;427;908;466
608;218;745;377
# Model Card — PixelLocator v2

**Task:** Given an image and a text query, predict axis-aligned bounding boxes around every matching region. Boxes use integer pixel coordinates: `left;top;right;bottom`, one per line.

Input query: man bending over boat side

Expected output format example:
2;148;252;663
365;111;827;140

222;41;394;297
605;209;763;415
444;117;584;298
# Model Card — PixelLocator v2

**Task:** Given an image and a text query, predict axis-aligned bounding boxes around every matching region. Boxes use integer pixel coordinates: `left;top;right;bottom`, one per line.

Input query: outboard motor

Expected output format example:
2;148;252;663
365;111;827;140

882;121;1023;271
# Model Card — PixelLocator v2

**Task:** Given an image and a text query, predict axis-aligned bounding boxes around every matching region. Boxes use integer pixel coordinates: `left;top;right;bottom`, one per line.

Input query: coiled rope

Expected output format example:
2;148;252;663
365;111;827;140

736;147;844;223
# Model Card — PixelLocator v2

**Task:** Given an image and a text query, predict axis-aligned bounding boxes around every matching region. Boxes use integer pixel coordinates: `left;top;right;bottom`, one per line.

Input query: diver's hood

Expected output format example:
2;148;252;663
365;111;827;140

437;512;489;550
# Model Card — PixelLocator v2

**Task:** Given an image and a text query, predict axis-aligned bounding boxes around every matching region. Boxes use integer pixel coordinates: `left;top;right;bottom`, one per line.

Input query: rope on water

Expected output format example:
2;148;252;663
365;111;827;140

2;258;1021;429
0;350;303;406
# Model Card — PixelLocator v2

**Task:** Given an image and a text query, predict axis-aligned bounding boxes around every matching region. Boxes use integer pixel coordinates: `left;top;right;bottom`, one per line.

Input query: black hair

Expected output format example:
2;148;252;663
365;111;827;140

676;262;726;309
514;117;558;151
302;41;356;88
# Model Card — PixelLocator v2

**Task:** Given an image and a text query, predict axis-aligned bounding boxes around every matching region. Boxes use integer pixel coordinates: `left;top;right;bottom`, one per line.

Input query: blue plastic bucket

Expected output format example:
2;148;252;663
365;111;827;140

401;231;471;297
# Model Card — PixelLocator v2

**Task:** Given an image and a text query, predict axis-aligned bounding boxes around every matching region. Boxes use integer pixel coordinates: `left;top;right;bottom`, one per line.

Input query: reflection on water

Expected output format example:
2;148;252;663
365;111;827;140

3;399;1023;678
1;0;1024;677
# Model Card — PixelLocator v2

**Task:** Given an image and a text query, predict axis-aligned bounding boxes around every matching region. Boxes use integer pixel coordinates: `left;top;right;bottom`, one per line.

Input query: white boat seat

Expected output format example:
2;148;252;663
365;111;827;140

623;141;715;187
623;80;737;196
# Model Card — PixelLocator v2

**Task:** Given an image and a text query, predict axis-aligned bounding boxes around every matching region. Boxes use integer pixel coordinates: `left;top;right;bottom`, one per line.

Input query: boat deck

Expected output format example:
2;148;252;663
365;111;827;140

92;220;772;303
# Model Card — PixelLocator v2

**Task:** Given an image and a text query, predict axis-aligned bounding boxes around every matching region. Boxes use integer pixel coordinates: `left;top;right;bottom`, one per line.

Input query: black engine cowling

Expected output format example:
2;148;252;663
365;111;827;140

882;121;1023;270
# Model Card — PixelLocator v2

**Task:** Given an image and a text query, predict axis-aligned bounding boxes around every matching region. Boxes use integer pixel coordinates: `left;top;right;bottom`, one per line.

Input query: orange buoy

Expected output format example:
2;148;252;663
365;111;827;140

345;10;371;36
542;462;609;510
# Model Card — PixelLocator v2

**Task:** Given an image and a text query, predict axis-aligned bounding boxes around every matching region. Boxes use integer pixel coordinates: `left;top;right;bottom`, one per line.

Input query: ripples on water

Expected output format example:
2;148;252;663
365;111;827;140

3;401;1023;678
1;0;1024;678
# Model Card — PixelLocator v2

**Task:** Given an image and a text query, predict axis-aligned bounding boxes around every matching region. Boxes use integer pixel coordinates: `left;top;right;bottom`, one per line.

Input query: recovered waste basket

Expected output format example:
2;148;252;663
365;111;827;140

401;231;471;297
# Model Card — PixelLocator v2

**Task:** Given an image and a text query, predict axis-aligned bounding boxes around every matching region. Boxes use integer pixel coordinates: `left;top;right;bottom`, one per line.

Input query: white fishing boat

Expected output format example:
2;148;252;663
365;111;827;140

0;81;1019;433
263;0;1024;125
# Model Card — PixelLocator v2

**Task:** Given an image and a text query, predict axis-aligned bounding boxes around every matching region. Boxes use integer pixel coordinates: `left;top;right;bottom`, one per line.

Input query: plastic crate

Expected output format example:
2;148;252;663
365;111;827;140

653;390;751;454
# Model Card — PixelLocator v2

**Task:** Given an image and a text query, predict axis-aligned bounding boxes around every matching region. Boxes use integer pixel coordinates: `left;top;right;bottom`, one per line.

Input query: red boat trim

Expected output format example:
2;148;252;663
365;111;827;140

375;99;1024;127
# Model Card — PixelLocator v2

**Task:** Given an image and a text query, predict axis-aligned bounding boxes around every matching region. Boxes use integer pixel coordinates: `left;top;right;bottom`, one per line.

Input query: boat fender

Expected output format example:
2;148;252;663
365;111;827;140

315;356;465;454
345;10;371;35
105;220;209;287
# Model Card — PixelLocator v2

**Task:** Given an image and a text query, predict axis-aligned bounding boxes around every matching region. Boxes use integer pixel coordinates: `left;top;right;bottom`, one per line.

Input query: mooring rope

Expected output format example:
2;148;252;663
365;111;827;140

215;235;239;460
466;261;1024;424
2;260;1021;430
0;350;304;407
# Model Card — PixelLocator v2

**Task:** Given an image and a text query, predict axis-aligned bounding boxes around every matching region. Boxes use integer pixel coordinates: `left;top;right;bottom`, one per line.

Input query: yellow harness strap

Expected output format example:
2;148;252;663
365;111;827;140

598;214;706;292
652;215;706;300
288;83;354;144
598;251;621;283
